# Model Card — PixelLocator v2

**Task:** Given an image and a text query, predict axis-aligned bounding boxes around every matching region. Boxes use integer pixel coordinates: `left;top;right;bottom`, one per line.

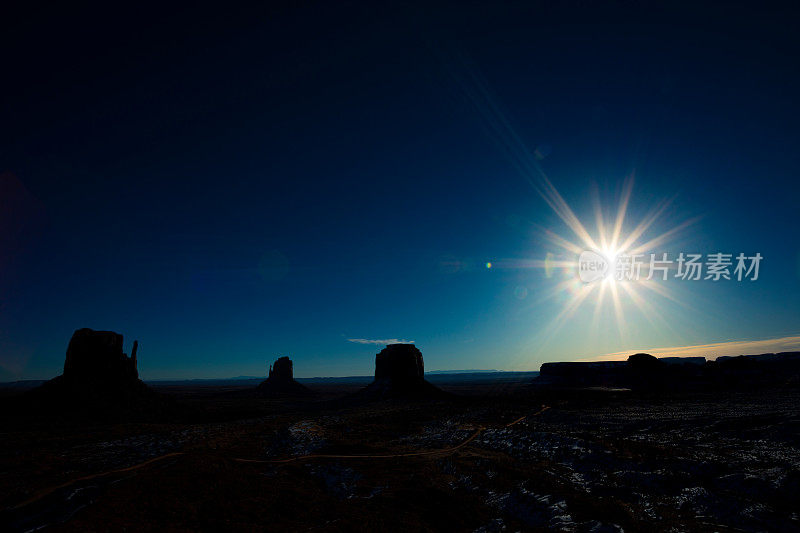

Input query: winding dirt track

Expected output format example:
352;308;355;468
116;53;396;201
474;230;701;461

4;405;550;516
9;452;185;511
234;406;549;464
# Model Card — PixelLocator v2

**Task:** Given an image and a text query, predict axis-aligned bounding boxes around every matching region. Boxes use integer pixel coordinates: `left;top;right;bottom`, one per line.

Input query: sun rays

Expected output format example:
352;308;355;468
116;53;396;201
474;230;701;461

526;173;696;344
446;52;698;359
485;171;697;355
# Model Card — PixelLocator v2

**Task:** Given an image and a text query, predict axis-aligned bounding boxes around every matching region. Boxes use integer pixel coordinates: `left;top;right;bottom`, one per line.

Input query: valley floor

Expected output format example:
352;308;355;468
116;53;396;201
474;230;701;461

1;384;799;531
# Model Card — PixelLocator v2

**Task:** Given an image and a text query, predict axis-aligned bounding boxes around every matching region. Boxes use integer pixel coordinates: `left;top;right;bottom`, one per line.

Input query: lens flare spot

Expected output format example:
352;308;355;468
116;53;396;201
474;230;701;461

544;252;555;278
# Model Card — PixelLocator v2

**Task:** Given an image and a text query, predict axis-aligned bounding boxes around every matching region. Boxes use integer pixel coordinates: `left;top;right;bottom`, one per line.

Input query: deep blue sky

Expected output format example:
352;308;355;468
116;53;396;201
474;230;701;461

2;2;799;380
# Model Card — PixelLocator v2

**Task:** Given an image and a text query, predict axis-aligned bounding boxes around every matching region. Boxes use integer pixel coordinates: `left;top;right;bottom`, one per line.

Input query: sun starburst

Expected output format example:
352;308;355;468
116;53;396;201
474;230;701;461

450;58;696;348
526;174;697;343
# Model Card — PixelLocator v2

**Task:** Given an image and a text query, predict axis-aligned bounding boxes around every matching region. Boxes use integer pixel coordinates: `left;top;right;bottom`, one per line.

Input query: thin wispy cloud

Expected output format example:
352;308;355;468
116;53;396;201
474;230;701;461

347;338;415;345
582;335;800;362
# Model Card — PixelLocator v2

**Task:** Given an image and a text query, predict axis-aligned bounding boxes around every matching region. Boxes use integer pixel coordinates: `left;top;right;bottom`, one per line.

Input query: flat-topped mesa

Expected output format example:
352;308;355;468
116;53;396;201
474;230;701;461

537;353;687;388
536;351;800;389
63;328;139;384
538;360;628;388
374;344;424;384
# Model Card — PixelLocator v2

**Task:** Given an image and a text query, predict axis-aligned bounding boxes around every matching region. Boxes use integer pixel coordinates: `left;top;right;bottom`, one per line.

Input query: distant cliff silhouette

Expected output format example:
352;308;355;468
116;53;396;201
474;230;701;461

536;351;800;390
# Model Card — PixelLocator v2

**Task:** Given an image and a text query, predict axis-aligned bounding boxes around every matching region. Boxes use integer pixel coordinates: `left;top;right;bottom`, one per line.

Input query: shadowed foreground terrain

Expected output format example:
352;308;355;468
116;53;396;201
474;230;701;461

1;380;799;531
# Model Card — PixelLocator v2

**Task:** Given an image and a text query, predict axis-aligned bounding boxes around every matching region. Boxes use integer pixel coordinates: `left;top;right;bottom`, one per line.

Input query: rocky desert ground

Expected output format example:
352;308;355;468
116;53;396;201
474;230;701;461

2;382;798;532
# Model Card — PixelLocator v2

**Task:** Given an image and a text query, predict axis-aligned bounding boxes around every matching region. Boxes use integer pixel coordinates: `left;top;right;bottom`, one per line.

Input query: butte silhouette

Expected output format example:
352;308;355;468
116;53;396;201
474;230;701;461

255;356;312;396
351;344;445;400
23;328;163;421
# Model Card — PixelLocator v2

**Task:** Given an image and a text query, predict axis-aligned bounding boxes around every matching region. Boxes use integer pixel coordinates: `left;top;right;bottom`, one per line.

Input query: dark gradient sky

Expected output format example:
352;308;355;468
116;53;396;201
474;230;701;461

2;3;799;380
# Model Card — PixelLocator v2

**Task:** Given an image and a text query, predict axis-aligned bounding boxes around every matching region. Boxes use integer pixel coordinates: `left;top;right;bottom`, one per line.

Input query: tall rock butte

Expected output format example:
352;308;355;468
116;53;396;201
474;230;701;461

63;328;139;384
374;344;425;384
356;344;444;399
27;328;157;418
256;356;311;396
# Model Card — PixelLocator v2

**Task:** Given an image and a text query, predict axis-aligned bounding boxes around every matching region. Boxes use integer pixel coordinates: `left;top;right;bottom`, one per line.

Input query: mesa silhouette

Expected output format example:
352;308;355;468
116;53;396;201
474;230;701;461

535;351;800;389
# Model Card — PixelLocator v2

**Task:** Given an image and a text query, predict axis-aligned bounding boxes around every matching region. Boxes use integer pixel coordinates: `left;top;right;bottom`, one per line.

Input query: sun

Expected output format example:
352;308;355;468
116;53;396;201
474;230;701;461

599;246;621;284
450;62;695;343
540;176;695;339
492;175;696;344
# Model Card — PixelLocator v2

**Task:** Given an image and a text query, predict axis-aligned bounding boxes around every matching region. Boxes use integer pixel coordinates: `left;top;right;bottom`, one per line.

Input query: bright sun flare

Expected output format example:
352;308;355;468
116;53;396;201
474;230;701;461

457;68;696;345
498;175;697;344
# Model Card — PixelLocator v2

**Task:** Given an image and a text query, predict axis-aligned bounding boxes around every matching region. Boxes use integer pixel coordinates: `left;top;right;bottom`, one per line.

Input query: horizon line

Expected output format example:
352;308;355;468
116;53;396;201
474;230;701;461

581;334;800;362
